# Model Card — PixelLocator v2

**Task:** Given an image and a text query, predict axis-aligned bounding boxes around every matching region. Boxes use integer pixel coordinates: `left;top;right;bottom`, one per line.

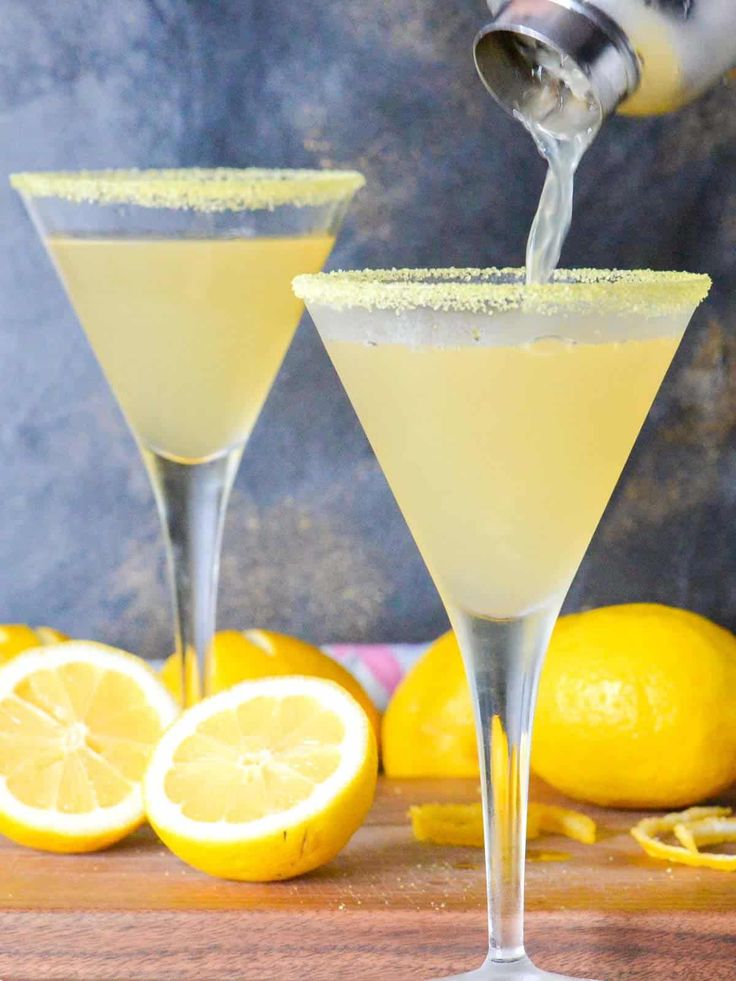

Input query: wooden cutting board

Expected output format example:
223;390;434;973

0;776;734;980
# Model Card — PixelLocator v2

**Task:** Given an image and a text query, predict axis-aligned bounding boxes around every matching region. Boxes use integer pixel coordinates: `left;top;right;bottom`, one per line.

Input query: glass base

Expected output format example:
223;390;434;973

433;955;600;980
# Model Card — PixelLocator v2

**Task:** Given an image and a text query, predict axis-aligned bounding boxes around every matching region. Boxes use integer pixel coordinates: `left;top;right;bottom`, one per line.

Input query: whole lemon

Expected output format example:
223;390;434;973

533;604;736;809
0;625;68;662
382;631;477;777
161;629;381;745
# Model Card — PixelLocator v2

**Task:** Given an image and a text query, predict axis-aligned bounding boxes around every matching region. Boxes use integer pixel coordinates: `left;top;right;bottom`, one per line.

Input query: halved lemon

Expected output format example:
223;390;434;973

144;675;378;881
0;642;178;853
160;629;381;744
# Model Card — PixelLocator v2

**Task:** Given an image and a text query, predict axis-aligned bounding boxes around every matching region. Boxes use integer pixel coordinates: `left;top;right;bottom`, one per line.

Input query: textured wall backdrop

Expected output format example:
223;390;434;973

0;0;734;655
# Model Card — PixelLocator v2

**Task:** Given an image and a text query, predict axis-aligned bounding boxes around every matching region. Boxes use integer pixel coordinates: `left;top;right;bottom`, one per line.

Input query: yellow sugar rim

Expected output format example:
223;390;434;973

10;168;365;212
293;267;711;315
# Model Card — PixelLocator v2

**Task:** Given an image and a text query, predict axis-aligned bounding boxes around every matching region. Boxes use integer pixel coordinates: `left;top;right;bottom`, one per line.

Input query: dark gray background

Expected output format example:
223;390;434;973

0;0;734;655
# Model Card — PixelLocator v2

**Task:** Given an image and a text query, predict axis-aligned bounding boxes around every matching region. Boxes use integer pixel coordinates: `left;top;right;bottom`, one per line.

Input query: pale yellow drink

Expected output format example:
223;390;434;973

323;330;679;618
49;235;334;462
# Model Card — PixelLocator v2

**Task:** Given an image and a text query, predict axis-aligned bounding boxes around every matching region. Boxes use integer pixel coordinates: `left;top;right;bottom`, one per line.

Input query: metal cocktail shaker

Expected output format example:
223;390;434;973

474;0;736;128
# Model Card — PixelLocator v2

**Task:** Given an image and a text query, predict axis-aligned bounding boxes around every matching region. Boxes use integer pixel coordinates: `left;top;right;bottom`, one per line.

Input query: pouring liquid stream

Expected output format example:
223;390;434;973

518;53;603;285
524;121;599;285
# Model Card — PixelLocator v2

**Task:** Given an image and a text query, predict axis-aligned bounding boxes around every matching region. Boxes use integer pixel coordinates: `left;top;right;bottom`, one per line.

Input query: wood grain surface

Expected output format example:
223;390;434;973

0;777;734;980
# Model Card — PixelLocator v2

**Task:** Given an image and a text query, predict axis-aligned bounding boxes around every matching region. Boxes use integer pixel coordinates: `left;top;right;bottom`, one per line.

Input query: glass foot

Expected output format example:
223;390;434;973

433;954;600;980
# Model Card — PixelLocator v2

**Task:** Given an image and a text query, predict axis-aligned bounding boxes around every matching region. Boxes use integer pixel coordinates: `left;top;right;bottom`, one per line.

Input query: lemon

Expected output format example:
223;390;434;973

0;642;177;852
0;625;68;662
145;675;377;881
384;605;736;807
161;629;381;744
533;604;736;809
382;631;476;777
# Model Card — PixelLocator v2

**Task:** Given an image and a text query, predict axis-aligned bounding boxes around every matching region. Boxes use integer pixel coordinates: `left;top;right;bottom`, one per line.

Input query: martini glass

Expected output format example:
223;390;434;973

11;168;364;705
294;267;710;981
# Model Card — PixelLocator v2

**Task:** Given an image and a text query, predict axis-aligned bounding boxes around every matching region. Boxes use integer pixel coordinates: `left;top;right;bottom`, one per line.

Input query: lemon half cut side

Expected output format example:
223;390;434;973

0;642;178;853
144;675;378;881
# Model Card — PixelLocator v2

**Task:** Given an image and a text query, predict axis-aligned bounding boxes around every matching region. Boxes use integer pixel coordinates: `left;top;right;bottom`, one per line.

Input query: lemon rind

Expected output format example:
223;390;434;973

293;267;711;316
10;168;366;212
409;800;596;847
631;807;736;872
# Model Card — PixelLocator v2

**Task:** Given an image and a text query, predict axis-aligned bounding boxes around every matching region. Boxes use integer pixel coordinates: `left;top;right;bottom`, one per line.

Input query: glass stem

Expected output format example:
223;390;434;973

449;602;560;964
143;447;243;706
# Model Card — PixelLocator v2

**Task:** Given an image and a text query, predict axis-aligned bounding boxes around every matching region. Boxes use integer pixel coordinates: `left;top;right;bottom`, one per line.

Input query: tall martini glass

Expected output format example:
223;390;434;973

12;168;364;705
294;267;710;981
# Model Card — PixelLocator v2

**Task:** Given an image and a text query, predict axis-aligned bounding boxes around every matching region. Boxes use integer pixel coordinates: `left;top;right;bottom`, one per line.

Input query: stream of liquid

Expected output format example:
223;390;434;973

524;121;599;284
517;52;603;285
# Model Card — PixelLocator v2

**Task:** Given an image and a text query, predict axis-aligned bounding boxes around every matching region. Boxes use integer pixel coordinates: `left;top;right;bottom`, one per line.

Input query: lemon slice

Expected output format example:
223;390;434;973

144;676;378;881
0;642;177;853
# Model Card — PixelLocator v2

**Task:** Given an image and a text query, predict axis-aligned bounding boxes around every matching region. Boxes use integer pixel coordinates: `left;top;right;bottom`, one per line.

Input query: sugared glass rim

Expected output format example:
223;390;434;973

293;267;711;315
9;168;366;213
